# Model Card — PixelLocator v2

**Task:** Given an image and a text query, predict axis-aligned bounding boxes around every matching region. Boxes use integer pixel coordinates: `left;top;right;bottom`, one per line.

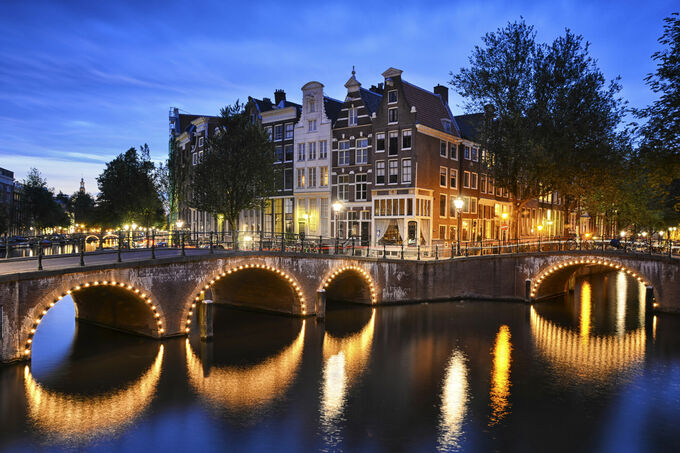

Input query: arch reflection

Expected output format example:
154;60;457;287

186;321;305;411
437;350;469;452
320;309;376;449
489;325;512;426
24;345;164;441
530;307;645;383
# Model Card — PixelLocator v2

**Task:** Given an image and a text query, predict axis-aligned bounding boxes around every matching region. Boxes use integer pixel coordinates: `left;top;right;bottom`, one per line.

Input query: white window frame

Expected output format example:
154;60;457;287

348;107;358;126
440;141;447;157
338;140;350;166
471;172;478;190
274;124;283;141
388;90;398;104
319;140;328;159
376;132;385;153
388;159;398;184
388;108;398;124
285;123;294;140
440;194;447;218
355;173;367;201
440;167;448;188
463;171;471;188
402;129;412;150
450;169;458;189
401;158;412;184
376;160;385;185
297;143;306;161
450;143;458;160
356;138;369;164
309;141;316;160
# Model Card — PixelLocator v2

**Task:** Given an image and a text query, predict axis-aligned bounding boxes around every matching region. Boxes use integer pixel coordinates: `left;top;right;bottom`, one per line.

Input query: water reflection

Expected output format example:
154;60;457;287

320;309;376;450
23;345;164;442
489;325;512;426
437;351;469;452
580;280;592;341
186;320;305;411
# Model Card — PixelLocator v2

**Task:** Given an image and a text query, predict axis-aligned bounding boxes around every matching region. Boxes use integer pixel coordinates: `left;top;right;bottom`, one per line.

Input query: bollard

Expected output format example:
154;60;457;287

38;244;43;270
151;231;156;259
435;245;438;260
199;297;214;341
451;243;454;260
383;242;387;259
259;233;263;251
209;232;214;254
4;233;8;259
117;231;122;262
80;237;85;267
316;289;326;320
352;237;355;256
417;244;420;260
181;233;186;256
401;243;405;260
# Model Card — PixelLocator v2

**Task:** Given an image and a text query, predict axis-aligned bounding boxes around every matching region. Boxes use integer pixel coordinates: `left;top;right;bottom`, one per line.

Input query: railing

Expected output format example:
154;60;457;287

1;231;678;270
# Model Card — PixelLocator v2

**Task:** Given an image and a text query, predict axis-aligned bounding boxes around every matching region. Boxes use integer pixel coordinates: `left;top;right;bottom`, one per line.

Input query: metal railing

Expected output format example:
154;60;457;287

1;231;678;270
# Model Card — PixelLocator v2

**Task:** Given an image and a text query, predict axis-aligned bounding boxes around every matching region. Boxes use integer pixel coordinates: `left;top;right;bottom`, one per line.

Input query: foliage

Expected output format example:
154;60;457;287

190;101;276;245
70;191;97;226
0;204;9;234
22;168;69;231
96;145;165;228
154;160;171;228
451;19;627;236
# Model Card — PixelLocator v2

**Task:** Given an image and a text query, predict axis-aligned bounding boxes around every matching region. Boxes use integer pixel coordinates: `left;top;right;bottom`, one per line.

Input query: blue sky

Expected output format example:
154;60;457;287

0;0;675;194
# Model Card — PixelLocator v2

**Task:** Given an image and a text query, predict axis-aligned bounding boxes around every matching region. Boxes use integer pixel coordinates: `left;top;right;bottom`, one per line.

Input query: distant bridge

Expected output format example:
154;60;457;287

1;249;678;362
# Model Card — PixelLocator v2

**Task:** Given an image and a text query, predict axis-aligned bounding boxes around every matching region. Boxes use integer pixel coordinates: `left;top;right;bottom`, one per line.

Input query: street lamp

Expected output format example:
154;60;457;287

176;220;184;230
454;197;464;255
537;224;544;251
501;212;509;244
332;201;344;254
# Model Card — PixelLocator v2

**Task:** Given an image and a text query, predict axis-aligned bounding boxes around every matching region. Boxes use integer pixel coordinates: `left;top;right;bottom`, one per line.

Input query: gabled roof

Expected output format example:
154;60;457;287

453;113;483;142
401;81;460;137
323;96;343;123
359;88;382;115
249;97;274;114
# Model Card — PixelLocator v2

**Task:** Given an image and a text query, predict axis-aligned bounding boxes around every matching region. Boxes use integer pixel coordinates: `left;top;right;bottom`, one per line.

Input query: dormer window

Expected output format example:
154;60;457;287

348;107;358;126
442;119;452;133
388;90;398;104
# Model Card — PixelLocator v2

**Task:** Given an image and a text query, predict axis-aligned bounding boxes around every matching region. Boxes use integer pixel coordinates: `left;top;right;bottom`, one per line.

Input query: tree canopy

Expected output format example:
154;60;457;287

190;101;276;243
96;145;165;228
21;168;70;232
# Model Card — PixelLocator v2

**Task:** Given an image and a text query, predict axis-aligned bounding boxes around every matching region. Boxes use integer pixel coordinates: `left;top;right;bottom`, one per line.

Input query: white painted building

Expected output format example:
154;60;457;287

293;82;342;238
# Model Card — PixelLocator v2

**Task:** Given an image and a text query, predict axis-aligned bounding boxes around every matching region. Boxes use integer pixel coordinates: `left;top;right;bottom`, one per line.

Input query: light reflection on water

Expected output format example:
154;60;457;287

1;269;680;452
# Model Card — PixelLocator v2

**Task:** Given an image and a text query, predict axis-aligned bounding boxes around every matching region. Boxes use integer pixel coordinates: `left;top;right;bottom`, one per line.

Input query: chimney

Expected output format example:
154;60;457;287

434;84;448;104
274;89;286;105
369;84;384;95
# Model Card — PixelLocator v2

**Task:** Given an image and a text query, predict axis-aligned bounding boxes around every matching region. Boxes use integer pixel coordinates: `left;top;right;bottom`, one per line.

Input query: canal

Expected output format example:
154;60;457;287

1;270;679;452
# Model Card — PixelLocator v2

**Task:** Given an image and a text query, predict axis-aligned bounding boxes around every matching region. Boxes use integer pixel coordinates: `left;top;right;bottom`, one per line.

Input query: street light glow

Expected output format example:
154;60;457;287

454;198;464;210
332;202;344;213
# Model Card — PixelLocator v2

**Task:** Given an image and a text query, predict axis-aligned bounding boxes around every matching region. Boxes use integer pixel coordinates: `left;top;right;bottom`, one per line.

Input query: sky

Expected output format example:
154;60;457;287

0;0;676;194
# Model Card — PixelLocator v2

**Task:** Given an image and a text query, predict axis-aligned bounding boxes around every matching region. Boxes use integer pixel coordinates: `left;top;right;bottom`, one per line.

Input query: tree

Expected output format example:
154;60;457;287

154;160;171;228
635;13;680;227
22;168;70;232
70;191;97;227
451;20;627;238
190;101;276;246
96;145;165;228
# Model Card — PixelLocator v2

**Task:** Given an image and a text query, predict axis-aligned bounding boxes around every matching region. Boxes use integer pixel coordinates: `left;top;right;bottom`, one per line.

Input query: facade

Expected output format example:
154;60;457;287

330;70;383;245
245;91;301;235
292;82;342;238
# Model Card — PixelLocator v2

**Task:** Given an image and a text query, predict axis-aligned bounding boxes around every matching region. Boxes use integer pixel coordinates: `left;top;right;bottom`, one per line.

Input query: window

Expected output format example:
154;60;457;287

450;169;457;189
388;90;398;104
442;120;452;133
319;140;328;159
308;167;317;187
440;141;447;157
284;168;293;190
338;140;350;165
449;197;458;217
285;123;294;140
285;144;294;161
450;143;458;160
376;133;385;152
308;120;317;132
349;107;358;126
198;137;204;147
307;98;316;113
464;145;470;160
402;129;412;149
356;138;368;164
402;159;412;184
389;160;398;184
309;142;316;160
274;124;283;141
265;126;273;141
192;152;197;166
440;194;447;217
472;147;479;162
297;168;305;188
275;146;283;162
388;131;398;156
320;167;328;186
297;143;306;161
440;225;447;239
355;174;367;200
440;167;448;187
480;174;487;193
488;178;495;195
470;197;478;214
376;161;385;184
338;175;349;201
463;171;471;188
471;172;478;190
388;108;398;123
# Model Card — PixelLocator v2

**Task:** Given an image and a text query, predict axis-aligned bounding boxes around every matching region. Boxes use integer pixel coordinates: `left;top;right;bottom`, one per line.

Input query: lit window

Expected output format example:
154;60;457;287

320;167;328;186
297;168;305;188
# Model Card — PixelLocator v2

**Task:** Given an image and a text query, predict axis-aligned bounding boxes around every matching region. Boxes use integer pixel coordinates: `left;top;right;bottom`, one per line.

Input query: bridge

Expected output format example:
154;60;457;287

0;248;678;363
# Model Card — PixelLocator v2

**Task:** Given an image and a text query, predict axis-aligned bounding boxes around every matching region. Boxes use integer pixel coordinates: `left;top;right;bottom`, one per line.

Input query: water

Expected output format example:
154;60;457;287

1;270;679;452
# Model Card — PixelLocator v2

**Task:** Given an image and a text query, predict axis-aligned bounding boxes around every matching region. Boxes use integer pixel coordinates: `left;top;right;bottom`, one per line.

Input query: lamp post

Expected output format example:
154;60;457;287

332;201;343;254
501;212;509;247
175;220;184;249
537;224;543;252
454;197;464;256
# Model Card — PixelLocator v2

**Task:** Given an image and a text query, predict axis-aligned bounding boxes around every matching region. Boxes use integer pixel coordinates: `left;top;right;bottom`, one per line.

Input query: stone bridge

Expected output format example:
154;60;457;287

1;250;678;362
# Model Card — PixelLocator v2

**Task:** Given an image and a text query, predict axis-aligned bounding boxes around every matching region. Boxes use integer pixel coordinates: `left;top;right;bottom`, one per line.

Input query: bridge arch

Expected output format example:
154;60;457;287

529;257;652;302
183;263;307;334
320;265;377;305
23;279;166;359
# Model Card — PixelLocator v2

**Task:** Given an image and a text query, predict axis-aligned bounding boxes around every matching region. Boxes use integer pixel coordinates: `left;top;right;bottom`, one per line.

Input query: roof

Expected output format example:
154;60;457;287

401;81;460;137
359;88;382;115
250;97;274;114
453;113;483;141
323;96;343;123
